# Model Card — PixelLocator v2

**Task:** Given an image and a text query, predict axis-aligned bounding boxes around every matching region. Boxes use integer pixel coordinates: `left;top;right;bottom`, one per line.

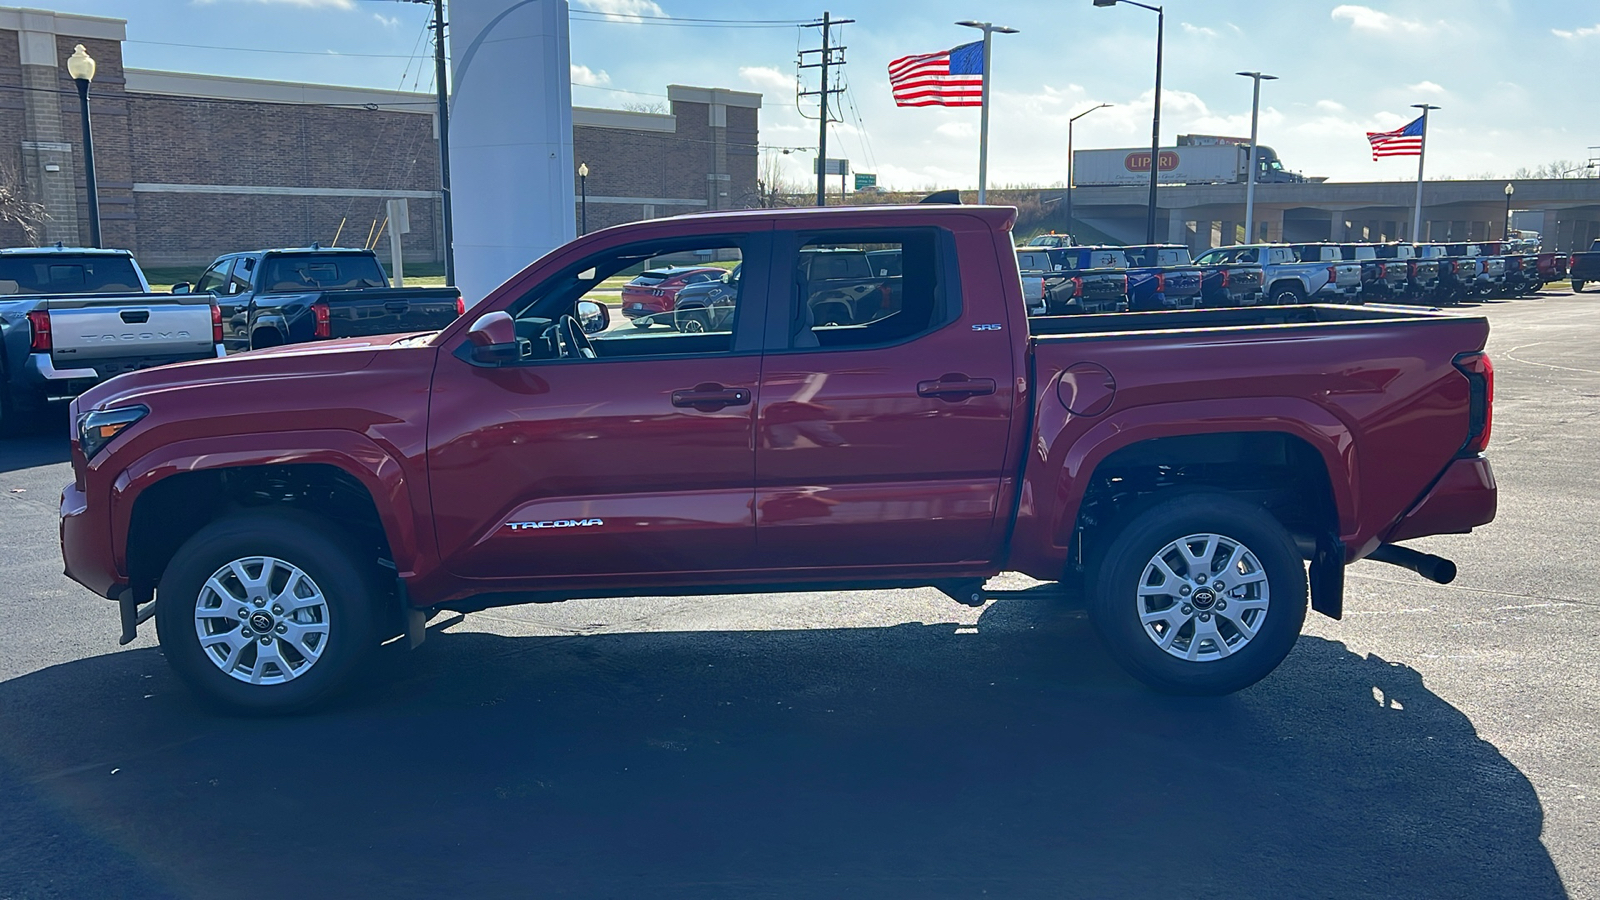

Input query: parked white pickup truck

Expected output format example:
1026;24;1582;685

0;247;223;431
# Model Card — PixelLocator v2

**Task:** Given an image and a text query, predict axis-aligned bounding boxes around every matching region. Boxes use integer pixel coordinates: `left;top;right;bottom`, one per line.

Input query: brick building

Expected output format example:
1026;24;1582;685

0;6;760;268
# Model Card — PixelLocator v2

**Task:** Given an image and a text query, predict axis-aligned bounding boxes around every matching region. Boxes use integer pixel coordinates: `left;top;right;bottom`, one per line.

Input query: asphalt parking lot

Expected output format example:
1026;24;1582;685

1;291;1596;899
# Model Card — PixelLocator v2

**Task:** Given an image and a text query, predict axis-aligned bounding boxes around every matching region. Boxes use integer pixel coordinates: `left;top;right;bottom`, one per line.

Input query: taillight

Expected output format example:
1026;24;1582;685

1571;255;1579;270
1454;351;1494;455
312;301;331;339
454;295;466;316
210;304;223;343
1155;272;1166;292
1121;275;1129;293
1071;276;1083;297
1408;261;1417;277
26;309;50;352
1376;262;1387;278
1328;265;1338;284
1220;269;1230;288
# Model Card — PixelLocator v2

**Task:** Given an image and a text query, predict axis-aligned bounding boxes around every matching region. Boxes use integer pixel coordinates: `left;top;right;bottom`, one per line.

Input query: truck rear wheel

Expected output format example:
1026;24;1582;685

1574;280;1586;293
1268;283;1304;305
1089;493;1307;695
155;509;379;714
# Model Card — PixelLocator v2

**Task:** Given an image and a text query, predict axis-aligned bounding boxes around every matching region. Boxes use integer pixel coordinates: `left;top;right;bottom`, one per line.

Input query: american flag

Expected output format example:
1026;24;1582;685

1366;115;1425;159
888;41;984;107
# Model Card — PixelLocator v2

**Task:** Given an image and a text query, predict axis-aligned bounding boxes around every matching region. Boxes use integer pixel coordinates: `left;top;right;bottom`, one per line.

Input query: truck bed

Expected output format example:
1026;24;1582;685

1028;302;1450;336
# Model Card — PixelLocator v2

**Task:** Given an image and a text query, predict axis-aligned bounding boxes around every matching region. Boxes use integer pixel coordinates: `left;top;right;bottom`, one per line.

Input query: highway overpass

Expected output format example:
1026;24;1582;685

1059;178;1600;251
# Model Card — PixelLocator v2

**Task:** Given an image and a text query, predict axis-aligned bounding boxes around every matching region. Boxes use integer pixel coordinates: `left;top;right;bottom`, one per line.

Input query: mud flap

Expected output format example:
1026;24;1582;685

1309;534;1345;620
117;587;156;645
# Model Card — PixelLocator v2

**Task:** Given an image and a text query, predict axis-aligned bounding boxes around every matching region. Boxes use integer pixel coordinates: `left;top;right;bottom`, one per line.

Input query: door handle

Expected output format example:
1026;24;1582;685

917;375;996;400
384;302;409;313
672;383;751;411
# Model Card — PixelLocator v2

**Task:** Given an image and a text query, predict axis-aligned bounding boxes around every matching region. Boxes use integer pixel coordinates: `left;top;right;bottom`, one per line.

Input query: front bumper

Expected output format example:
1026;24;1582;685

60;479;122;600
1385;455;1497;543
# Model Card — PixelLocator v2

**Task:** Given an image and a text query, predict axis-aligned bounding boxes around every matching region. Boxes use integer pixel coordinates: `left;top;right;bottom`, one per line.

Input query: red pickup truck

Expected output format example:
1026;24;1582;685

59;204;1497;713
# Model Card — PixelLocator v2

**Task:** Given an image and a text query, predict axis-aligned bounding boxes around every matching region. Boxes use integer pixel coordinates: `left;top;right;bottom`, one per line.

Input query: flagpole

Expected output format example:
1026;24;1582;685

957;21;1018;204
1410;103;1440;243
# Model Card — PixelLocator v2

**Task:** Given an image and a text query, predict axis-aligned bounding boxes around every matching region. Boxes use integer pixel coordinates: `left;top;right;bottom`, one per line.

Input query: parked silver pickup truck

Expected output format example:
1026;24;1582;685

0;247;222;431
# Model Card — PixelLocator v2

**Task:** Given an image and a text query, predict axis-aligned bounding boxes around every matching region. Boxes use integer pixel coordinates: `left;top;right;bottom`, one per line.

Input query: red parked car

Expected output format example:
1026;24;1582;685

60;203;1496;713
619;265;726;328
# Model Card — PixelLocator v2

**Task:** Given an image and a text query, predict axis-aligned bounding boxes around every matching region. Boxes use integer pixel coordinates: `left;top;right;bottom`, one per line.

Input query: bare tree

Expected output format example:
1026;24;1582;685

621;100;667;115
752;151;801;208
0;158;46;245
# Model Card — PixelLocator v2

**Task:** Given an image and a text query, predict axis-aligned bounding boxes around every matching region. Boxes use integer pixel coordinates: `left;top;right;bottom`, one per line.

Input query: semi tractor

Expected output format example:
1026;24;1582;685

1073;143;1308;187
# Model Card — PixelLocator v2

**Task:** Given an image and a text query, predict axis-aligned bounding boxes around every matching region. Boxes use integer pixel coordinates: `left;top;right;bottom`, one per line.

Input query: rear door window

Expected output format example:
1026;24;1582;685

261;254;388;291
776;228;959;351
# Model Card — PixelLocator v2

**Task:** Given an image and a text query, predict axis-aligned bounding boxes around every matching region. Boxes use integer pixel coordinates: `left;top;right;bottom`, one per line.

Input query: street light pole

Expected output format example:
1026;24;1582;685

578;163;589;235
1094;0;1162;243
1503;182;1514;241
1066;103;1112;240
1236;71;1277;244
66;45;100;249
956;20;1019;204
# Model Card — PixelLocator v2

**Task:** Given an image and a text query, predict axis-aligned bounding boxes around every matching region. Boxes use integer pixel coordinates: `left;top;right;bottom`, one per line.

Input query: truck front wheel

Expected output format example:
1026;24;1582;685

1089;493;1307;695
155;509;379;714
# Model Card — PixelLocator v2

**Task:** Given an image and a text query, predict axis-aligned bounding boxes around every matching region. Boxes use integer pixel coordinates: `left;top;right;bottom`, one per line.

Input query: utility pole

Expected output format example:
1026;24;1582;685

799;12;852;207
407;0;456;284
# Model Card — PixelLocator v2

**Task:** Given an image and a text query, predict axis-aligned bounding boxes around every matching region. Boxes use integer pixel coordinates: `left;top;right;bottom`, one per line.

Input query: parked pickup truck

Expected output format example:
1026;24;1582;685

1121;245;1204;311
1568;239;1600;292
1289;245;1364;303
1415;245;1475;303
0;247;222;431
60;204;1498;713
1130;244;1263;308
1370;243;1440;302
1041;246;1129;314
1015;248;1056;316
1193;244;1356;305
1445;244;1508;297
183;247;463;352
1338;244;1409;301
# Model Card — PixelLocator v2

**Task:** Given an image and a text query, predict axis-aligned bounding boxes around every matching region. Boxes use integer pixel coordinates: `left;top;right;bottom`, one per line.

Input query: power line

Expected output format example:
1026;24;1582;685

125;40;420;58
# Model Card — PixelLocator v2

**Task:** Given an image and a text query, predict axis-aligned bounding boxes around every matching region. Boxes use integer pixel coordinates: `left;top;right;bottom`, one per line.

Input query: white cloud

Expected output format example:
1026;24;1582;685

739;66;794;94
935;122;976;138
1552;23;1600;38
193;0;355;8
1330;5;1425;34
571;64;610;87
1181;22;1219;38
1316;99;1348;113
1406;80;1446;95
572;0;666;22
372;13;399;29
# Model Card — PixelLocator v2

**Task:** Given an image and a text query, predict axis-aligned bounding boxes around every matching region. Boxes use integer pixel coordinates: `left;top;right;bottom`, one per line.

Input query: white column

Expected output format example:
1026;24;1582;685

449;0;576;304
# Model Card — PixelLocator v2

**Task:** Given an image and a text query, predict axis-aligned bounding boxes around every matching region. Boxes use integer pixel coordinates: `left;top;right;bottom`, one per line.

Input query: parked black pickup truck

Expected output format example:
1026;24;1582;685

182;248;463;352
1569;239;1600;292
1041;247;1129;314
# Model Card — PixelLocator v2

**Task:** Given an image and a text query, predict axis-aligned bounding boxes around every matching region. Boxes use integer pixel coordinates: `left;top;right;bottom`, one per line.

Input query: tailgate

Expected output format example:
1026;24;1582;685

1081;272;1126;299
1165;268;1203;295
1336;263;1363;287
1227;267;1263;292
43;295;215;362
322;288;460;337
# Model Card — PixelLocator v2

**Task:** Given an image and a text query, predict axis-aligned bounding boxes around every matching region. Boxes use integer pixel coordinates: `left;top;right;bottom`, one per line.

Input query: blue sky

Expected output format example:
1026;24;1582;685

42;0;1600;190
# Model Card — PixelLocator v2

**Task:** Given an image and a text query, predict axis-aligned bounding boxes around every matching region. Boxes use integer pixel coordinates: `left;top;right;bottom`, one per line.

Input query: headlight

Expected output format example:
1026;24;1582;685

77;406;148;459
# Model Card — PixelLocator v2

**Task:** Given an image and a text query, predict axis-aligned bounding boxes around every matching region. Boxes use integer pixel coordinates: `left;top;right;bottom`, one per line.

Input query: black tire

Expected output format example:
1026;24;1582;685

1268;283;1305;305
155;508;380;714
1089;493;1308;696
1574;280;1586;293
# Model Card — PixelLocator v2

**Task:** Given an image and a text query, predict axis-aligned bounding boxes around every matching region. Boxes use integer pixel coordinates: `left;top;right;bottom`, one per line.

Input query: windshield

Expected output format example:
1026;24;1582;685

0;254;143;295
260;254;388;291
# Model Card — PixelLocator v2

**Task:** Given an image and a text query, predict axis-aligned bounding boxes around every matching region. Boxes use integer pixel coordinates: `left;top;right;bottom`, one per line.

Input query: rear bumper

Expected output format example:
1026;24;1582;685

22;347;226;401
1385;455;1497;543
60;480;122;600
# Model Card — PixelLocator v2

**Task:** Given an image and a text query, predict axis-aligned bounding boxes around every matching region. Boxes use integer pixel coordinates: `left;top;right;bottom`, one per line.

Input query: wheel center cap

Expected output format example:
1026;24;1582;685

249;612;274;634
1191;588;1217;610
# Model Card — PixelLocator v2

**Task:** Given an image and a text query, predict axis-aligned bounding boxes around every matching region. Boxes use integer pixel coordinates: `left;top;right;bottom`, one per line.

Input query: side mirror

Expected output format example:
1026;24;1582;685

575;299;609;335
466;311;519;364
171;282;192;295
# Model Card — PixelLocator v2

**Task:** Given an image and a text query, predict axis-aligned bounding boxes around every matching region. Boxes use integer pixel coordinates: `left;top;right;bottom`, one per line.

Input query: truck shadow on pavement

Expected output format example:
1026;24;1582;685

0;434;70;473
0;596;1567;899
